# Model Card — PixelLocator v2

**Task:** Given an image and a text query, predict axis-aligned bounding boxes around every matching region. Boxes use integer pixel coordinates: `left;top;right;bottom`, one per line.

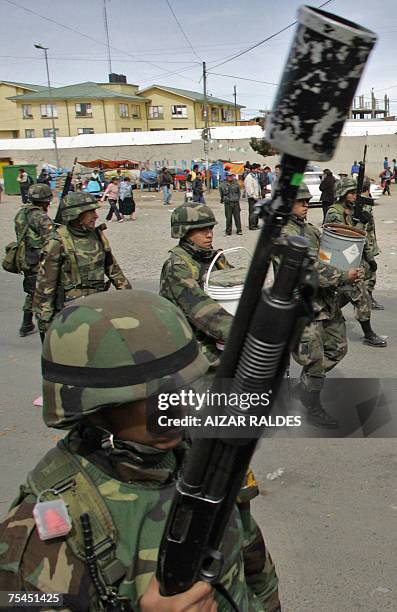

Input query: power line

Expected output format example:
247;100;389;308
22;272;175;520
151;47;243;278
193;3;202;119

0;55;197;64
208;0;335;71
1;0;200;84
136;63;201;85
164;0;202;61
210;72;278;86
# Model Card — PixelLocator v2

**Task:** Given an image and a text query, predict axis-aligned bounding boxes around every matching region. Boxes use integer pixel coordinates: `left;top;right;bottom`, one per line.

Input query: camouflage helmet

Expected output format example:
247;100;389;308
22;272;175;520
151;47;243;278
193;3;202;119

295;182;312;201
336;177;357;199
61;192;100;222
28;183;53;203
42;290;209;429
171;203;217;239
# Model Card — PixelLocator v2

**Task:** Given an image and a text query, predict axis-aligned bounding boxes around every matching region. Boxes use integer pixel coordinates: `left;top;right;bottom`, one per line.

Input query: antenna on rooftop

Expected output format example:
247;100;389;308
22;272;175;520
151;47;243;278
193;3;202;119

103;0;112;75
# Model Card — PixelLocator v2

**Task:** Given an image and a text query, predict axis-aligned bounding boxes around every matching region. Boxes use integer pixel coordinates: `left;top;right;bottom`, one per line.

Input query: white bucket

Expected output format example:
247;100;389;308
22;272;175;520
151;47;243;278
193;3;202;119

320;223;366;271
204;247;251;316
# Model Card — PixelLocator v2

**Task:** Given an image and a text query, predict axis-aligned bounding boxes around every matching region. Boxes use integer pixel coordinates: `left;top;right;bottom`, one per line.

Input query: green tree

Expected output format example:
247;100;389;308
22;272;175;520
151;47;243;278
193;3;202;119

249;137;278;158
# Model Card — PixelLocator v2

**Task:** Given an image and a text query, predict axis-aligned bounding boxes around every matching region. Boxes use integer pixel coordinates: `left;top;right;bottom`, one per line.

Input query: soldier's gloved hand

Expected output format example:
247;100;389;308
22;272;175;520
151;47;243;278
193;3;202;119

140;576;217;611
368;259;378;271
347;267;364;283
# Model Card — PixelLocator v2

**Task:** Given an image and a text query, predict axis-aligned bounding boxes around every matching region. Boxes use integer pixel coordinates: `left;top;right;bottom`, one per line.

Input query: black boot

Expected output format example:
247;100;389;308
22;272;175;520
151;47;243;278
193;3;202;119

369;293;385;310
359;320;387;347
363;333;387;347
296;385;339;429
19;311;35;337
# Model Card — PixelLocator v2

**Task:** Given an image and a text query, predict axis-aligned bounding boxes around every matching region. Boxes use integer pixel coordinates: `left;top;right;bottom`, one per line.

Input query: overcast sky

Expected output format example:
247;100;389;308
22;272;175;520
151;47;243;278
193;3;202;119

1;0;397;118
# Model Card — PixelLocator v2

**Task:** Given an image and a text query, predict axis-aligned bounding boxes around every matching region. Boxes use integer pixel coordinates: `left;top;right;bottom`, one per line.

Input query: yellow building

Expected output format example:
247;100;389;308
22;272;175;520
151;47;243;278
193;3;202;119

0;81;47;139
7;82;149;138
3;80;242;138
139;84;242;130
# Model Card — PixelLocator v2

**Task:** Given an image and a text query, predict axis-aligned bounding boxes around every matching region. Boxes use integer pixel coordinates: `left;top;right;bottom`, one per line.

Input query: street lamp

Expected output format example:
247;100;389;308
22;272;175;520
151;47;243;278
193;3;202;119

34;43;60;170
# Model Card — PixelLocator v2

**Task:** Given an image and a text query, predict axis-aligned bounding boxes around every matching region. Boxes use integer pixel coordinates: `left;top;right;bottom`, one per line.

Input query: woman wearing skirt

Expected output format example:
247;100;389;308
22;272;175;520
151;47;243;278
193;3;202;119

119;177;136;220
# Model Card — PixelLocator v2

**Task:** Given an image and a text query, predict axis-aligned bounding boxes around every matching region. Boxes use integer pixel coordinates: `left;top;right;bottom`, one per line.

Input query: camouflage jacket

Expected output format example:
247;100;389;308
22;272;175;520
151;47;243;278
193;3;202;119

0;428;280;612
219;179;241;204
33;223;131;330
324;201;374;263
14;205;53;272
361;202;379;258
279;216;349;320
159;239;233;366
324;201;354;227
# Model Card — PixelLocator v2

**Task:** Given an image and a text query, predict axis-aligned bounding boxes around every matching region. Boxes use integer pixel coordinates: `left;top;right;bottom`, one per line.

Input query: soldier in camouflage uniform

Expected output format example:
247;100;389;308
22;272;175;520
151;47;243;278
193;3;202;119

160;203;233;367
0;291;280;612
324;177;387;347
33;192;131;335
14;183;53;337
277;183;363;428
360;177;384;310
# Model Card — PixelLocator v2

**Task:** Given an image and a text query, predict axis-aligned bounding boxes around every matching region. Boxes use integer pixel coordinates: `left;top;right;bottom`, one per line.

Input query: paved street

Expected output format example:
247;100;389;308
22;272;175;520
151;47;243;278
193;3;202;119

0;187;397;611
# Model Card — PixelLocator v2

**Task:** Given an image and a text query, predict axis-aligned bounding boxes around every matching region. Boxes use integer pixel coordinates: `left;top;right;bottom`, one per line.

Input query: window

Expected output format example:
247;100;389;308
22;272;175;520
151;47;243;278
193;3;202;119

171;105;187;119
148;106;164;119
121;128;131;132
40;104;58;118
173;128;188;130
119;103;129;118
221;108;233;122
43;128;59;137
133;128;142;132
25;129;35;138
211;107;219;122
75;103;92;117
77;128;94;135
131;105;141;119
22;104;33;119
150;128;165;131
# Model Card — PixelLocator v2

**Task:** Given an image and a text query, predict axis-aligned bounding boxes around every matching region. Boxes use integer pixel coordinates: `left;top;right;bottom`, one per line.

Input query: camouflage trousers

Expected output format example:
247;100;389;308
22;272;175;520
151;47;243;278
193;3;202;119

22;272;36;313
362;259;377;293
339;279;372;321
293;316;347;392
239;503;281;612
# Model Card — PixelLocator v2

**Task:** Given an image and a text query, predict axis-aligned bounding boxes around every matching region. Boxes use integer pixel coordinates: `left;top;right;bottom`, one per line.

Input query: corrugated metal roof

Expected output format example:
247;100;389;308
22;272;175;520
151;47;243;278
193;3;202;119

0;125;263;150
139;84;244;107
8;81;148;102
1;121;394;152
341;120;397;136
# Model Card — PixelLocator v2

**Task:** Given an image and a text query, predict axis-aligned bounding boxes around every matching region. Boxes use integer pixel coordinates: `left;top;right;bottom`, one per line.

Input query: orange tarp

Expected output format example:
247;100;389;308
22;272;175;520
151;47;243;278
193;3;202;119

78;159;139;169
224;162;245;176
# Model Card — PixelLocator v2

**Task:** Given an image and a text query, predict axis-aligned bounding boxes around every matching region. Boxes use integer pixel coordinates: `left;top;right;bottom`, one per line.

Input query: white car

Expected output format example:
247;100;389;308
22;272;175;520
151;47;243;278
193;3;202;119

304;171;382;205
264;171;382;203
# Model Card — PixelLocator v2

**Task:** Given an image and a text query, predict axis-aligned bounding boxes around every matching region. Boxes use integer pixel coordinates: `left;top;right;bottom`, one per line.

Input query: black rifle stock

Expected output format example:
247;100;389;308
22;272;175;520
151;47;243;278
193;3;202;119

54;157;78;225
158;5;377;598
354;145;373;219
356;145;367;195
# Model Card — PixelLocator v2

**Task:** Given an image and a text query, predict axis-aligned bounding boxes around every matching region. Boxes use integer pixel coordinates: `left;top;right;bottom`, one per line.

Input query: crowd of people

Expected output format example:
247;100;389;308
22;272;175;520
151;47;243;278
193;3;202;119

0;153;391;608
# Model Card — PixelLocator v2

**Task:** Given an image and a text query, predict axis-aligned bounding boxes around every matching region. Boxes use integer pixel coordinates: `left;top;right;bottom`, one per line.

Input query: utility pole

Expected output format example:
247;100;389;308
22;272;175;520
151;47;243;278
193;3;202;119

202;61;210;188
233;85;238;126
34;44;60;170
103;0;113;75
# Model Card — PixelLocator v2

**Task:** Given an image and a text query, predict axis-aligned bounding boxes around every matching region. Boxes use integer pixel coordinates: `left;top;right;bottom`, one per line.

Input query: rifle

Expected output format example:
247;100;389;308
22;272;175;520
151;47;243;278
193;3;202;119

353;145;373;224
158;5;377;602
54;157;78;225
